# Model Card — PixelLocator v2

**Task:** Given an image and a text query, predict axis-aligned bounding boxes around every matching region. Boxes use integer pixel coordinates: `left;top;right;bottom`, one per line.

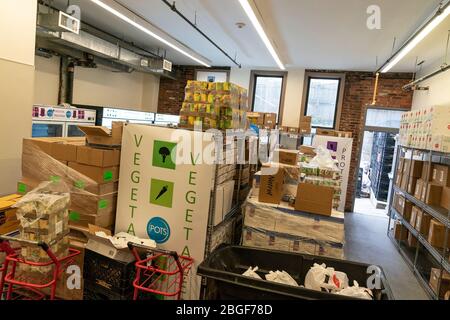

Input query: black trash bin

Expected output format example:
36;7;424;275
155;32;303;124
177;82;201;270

198;245;394;300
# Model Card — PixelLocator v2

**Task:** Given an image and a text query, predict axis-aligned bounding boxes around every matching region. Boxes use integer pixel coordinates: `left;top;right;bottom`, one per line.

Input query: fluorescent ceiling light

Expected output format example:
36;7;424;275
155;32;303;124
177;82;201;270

90;0;211;67
381;4;450;73
238;0;285;70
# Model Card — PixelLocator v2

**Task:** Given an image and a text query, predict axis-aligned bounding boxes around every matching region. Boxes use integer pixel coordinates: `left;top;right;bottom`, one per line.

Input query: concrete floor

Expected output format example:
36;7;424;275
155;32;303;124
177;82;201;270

345;212;429;300
354;198;387;217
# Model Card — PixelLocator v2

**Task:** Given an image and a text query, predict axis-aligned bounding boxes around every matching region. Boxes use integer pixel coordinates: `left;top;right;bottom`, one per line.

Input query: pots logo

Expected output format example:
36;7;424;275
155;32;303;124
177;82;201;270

147;217;170;244
152;140;177;170
150;178;174;208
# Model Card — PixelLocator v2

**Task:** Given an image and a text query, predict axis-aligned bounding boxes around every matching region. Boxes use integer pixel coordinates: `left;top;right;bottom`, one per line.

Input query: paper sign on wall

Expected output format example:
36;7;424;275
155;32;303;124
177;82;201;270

115;124;215;300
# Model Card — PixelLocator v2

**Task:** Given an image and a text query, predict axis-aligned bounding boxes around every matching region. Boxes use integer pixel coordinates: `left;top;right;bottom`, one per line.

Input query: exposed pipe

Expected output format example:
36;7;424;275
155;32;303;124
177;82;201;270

371;72;380;105
161;0;242;68
376;0;450;73
403;64;450;90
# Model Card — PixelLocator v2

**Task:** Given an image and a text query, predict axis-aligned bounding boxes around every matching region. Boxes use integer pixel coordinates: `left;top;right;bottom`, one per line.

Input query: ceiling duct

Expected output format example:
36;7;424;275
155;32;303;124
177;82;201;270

36;5;176;79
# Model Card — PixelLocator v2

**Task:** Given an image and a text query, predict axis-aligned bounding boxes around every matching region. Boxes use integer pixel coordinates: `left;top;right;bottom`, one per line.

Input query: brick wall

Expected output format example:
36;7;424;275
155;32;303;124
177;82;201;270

157;66;196;115
309;70;413;211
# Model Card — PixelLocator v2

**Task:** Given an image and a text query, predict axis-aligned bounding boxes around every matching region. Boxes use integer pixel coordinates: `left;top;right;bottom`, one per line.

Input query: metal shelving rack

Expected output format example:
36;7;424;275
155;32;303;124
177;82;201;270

387;145;450;300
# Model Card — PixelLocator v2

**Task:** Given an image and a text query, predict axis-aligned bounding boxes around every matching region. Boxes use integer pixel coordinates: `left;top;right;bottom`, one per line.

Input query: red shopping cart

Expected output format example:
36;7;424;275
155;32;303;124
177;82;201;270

128;242;194;300
0;235;80;300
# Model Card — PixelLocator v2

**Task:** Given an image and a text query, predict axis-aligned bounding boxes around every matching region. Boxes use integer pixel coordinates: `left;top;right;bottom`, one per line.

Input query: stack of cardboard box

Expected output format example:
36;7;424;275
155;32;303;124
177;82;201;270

179;81;248;130
316;128;352;138
246;112;279;130
395;157;449;211
399;105;450;151
18;122;124;244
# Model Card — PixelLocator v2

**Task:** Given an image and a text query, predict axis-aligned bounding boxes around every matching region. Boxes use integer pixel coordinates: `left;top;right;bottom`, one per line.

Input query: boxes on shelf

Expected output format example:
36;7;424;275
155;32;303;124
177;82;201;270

298;116;312;134
427;219;450;249
214;180;235;226
393;221;408;241
414;210;432;236
393;193;413;221
421;163;434;181
407;233;418;248
247;112;264;126
423;184;442;206
264;113;277;128
414;179;426;200
409;206;421;228
440;186;450;210
243;195;344;259
0;194;21;235
407;177;418;194
429;268;450;299
403;160;423;178
432;164;450;187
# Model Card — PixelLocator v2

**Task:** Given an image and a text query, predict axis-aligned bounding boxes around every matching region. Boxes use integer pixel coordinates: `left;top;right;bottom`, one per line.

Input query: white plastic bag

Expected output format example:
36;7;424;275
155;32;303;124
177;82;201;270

308;146;338;169
265;270;299;287
336;281;373;300
242;266;262;280
304;263;349;292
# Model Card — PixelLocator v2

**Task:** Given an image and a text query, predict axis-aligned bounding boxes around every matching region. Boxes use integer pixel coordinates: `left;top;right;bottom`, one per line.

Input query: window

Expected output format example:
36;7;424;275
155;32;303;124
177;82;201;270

365;108;403;129
304;75;344;129
250;71;287;123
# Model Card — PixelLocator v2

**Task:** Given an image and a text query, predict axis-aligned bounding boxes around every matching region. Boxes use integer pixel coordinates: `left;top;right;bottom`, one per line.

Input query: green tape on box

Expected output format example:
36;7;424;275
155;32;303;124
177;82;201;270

17;182;27;194
69;212;80;221
98;199;108;209
50;176;61;182
103;170;113;182
74;180;85;190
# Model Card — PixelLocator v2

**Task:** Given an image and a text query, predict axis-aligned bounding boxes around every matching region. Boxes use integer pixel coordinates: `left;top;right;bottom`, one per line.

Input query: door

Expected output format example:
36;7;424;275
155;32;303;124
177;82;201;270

32;121;64;138
353;107;406;215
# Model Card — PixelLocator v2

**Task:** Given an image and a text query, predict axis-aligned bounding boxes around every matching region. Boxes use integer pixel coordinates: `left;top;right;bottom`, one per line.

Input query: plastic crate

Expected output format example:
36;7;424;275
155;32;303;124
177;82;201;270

83;280;133;300
83;249;135;296
198;245;393;300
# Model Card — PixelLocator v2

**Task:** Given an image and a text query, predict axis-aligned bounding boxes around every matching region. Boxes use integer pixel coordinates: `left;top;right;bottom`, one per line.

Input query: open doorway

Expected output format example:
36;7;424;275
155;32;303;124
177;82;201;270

354;107;406;216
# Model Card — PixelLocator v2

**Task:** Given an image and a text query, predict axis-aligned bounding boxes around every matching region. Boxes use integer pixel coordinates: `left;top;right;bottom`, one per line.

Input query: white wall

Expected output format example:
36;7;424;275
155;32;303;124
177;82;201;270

230;67;305;127
412;62;450;110
0;0;37;195
34;55;60;105
33;56;161;112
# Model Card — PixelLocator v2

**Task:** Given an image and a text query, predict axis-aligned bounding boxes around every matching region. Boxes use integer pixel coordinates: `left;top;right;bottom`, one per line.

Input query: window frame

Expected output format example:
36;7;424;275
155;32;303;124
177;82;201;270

249;70;288;125
301;72;345;130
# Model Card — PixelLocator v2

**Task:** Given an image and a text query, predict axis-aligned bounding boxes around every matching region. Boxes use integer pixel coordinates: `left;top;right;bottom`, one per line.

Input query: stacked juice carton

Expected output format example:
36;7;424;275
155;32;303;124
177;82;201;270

399;106;450;152
179;81;248;130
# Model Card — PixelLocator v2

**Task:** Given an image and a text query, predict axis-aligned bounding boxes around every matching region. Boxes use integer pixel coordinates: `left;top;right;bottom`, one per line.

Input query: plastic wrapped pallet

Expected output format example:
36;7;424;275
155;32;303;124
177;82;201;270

242;194;344;259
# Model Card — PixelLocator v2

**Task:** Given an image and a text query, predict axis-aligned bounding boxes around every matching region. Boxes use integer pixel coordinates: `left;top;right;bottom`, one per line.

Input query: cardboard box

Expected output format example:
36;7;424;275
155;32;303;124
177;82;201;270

429;268;450;299
428;219;450;249
300;116;312;124
247;112;264;126
414;179;425;200
70;192;117;216
400;174;409;191
395;172;403;187
76;146;121;167
52;142;80;162
393;221;408;241
397;196;413;221
424;184;442;206
316;128;336;137
403;160;423;178
432;164;450;187
298;122;311;134
421;163;434;181
407;233;418;248
264;113;277;126
68;162;119;184
287;127;299;134
78;122;123;147
409;206;421;227
299;145;316;156
440;186;450;210
68;210;115;229
258;169;284;204
407;177;418;194
335;131;352;138
295;183;333;216
275;149;299;166
414;210;431;236
213;180;234;226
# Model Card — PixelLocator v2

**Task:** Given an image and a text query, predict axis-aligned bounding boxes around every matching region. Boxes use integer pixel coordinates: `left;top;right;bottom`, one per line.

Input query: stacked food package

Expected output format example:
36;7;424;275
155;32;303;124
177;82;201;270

13;182;70;282
399;106;450;151
179;81;248;130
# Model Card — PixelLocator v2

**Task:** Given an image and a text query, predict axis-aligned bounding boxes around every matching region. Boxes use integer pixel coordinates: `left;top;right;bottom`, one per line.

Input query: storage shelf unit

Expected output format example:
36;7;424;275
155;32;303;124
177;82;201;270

370;132;396;202
387;146;450;300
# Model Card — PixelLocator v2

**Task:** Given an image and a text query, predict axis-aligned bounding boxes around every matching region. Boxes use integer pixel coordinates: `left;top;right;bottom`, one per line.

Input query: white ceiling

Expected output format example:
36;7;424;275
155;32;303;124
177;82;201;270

52;0;449;72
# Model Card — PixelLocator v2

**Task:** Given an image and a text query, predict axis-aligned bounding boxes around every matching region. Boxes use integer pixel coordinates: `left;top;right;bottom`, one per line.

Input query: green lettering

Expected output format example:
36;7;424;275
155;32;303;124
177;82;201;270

127;223;136;236
185;209;193;223
134;134;143;147
188;171;197;185
129;205;137;218
185;191;196;204
131;188;138;201
181;245;191;257
131;170;140;183
134;152;141;166
190;152;200;165
184;227;192;240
